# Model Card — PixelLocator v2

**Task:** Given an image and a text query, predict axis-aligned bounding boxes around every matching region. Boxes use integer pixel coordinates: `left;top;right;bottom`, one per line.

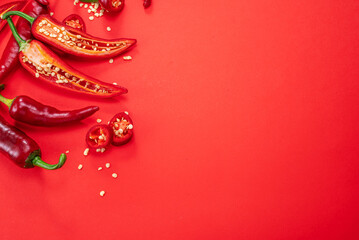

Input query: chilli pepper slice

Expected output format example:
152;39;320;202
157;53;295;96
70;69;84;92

86;124;112;149
0;1;25;32
99;0;125;13
0;0;49;81
0;84;99;126
2;11;136;59
5;17;127;97
109;111;133;146
63;14;86;32
0;114;66;169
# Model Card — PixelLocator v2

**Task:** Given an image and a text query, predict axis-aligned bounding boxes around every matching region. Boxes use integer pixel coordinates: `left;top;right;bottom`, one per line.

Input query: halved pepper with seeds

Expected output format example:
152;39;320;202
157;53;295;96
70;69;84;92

2;11;136;59
5;17;127;97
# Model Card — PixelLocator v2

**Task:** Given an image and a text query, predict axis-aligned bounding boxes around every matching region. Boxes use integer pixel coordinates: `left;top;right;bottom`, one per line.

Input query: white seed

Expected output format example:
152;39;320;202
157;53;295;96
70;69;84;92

99;191;105;197
128;124;133;130
124;111;129;115
83;148;89;156
106;26;111;31
65;150;70;153
96;148;101;152
98;167;103;171
88;9;91;13
84;4;88;8
96;119;102;123
109;58;114;64
78;164;83;170
123;56;132;61
113;82;117;85
35;73;40;78
105;163;110;168
50;12;54;16
101;148;106;153
79;3;83;7
112;173;118;178
89;16;94;21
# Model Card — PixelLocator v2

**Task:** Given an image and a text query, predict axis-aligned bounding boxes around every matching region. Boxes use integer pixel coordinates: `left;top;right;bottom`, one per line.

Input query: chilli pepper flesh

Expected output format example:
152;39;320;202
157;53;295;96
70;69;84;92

109;111;133;146
5;17;128;97
0;84;99;126
63;14;86;32
2;11;136;59
0;114;66;169
0;0;49;81
0;1;25;32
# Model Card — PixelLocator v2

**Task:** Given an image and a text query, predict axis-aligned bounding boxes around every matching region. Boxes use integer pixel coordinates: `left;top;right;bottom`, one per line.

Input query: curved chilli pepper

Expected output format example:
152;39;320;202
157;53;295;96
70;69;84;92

0;0;48;81
143;0;151;9
99;0;124;13
109;111;133;146
0;114;66;169
4;17;127;97
3;12;136;59
86;124;112;149
0;1;25;32
0;85;99;126
63;14;86;32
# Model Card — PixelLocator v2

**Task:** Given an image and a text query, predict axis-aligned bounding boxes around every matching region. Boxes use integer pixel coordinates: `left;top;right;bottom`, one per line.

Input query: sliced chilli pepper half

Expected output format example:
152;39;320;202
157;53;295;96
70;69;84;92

99;0;125;13
86;124;112;149
2;11;136;59
5;17;127;97
0;1;25;32
109;111;133;146
63;14;86;32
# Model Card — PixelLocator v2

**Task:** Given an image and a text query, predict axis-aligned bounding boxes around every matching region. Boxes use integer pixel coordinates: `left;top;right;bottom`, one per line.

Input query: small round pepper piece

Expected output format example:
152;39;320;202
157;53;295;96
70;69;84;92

86;124;113;149
109;112;133;146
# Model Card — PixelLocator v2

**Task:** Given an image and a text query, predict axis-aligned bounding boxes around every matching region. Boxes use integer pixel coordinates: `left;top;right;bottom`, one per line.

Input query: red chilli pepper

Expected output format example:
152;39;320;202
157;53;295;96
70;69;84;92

0;0;49;81
5;17;127;97
0;84;99;126
109;111;133;146
143;0;151;9
0;1;25;32
63;14;86;32
0;114;66;169
3;11;136;59
86;124;112;149
99;0;125;13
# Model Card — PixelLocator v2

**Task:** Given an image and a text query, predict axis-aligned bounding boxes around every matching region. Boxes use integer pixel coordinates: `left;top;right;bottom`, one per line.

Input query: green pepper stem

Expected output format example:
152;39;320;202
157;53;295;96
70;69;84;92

1;11;35;24
5;17;27;50
32;154;67;170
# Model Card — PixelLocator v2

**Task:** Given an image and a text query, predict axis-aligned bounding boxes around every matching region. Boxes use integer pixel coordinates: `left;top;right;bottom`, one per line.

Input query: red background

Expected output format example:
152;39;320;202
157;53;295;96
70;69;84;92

0;0;359;239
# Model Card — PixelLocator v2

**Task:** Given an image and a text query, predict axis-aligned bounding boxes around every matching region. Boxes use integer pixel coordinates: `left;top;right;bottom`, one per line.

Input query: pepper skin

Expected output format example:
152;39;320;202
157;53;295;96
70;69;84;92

143;0;151;9
0;0;49;81
0;85;99;126
63;14;86;32
0;1;25;32
99;0;125;13
0;114;66;169
3;12;136;59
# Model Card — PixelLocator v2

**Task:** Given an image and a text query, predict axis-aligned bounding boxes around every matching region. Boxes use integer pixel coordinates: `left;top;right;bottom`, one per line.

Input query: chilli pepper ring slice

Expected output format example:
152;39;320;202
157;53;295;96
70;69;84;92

109;111;133;146
86;124;113;149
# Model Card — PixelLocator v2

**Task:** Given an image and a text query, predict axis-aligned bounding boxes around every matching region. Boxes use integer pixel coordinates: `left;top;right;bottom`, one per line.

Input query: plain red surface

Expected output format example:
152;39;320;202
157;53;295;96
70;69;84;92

0;0;359;239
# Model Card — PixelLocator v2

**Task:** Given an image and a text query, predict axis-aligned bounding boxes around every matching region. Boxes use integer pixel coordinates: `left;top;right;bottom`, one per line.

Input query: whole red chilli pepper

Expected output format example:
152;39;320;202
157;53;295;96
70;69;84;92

0;1;25;32
2;11;136;59
5;17;128;98
99;0;125;13
0;114;66;169
0;84;99;126
63;14;86;32
0;0;49;81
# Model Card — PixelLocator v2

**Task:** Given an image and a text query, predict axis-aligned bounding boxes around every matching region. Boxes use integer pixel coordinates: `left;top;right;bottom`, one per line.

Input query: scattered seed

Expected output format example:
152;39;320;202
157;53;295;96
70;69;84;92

109;58;114;64
124;111;129;115
112;173;118;178
128;124;133;130
107;27;111;31
96;148;101;152
50;12;54;16
123;56;132;61
100;191;105;197
113;82;118;85
65;150;70;154
105;163;110;168
98;167;103;171
78;164;83;170
89;16;94;20
84;148;90;156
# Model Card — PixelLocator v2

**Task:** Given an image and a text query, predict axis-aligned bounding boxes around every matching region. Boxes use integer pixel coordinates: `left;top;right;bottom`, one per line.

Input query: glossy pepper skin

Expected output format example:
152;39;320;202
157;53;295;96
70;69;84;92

63;14;86;32
19;39;128;97
0;114;66;169
0;85;100;126
3;12;137;59
99;0;125;13
0;1;25;32
0;0;49;81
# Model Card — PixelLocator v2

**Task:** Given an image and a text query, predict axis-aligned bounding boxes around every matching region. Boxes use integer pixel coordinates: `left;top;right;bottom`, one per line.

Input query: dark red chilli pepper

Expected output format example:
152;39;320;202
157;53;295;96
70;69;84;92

0;85;99;126
99;0;124;13
3;11;136;59
109;111;133;146
0;0;49;81
86;124;112;149
63;14;86;32
5;17;127;97
0;1;25;32
143;0;151;9
0;114;66;169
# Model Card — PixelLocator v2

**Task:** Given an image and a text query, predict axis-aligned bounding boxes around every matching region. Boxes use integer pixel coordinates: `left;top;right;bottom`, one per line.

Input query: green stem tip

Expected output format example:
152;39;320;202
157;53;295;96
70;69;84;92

32;153;67;170
0;84;15;109
5;17;28;50
1;11;35;24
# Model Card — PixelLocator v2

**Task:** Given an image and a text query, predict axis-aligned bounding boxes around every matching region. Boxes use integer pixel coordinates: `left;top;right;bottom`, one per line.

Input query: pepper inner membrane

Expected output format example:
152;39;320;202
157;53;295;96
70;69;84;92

21;55;112;94
112;0;122;8
37;19;126;52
